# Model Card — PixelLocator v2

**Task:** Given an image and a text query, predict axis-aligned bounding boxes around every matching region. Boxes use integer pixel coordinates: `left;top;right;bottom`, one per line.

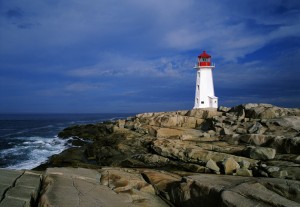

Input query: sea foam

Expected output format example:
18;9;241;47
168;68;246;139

3;135;71;170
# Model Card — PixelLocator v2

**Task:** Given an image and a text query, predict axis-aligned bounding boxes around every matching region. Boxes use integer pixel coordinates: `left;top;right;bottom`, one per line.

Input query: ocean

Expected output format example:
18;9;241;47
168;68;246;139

0;113;132;170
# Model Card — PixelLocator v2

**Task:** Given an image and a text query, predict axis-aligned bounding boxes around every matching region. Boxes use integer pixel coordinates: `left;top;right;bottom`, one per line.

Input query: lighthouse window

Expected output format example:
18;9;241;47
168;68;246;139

201;101;204;104
197;85;199;90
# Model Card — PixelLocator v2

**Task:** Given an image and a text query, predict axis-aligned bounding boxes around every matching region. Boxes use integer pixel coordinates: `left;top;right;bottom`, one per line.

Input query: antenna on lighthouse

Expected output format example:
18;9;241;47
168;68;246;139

193;51;218;109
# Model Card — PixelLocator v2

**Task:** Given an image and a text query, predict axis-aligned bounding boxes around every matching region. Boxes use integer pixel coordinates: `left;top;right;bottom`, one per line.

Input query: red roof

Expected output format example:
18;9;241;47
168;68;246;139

198;51;211;58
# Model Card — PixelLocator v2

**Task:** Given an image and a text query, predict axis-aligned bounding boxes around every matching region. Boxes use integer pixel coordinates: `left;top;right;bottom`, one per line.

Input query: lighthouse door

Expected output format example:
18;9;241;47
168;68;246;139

209;98;213;107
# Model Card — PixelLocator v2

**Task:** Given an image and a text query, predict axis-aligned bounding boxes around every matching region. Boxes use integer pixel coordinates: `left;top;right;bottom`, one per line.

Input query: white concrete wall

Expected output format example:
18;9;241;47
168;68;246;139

194;67;218;109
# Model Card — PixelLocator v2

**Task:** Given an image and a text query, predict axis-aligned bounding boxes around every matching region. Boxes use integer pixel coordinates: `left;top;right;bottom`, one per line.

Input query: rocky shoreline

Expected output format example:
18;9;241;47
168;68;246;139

1;103;299;206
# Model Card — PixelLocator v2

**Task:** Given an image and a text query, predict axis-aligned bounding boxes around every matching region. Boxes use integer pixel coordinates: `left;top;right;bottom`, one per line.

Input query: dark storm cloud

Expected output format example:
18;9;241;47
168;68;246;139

5;7;23;19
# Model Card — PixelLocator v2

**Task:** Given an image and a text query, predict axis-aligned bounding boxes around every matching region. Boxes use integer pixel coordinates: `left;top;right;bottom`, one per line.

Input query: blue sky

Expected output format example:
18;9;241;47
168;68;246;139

0;0;300;113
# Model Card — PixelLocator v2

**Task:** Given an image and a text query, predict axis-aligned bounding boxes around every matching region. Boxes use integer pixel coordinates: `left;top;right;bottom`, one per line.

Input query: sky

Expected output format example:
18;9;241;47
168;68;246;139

0;0;300;113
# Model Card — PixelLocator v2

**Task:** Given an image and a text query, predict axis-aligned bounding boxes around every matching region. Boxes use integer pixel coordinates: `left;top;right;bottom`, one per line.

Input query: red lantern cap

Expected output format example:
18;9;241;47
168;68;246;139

198;51;211;58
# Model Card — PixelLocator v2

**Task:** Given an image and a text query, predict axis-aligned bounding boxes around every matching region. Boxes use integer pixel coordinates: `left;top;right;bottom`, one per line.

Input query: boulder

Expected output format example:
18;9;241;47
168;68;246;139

247;122;264;134
186;109;222;119
159;115;181;127
239;134;273;146
265;166;280;173
222;157;240;175
220;127;232;135
271;117;300;131
243;104;290;119
236;127;247;134
245;146;276;160
236;168;253;177
239;160;251;169
156;127;185;138
218;106;231;112
182;116;204;128
116;119;125;128
206;159;220;173
180;163;207;173
130;154;170;167
270;170;289;179
228;105;245;120
260;108;277;119
270;136;300;154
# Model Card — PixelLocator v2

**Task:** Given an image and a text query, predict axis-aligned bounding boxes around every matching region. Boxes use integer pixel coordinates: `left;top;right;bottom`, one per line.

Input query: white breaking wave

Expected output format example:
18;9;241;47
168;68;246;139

3;136;71;170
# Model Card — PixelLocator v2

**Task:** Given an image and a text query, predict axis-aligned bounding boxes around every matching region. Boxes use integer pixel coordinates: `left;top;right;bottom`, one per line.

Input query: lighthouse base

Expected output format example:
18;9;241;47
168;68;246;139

193;107;218;111
194;96;218;109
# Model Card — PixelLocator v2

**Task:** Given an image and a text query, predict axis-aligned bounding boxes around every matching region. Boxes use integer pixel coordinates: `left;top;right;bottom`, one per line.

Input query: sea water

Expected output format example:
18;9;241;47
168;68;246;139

0;113;132;170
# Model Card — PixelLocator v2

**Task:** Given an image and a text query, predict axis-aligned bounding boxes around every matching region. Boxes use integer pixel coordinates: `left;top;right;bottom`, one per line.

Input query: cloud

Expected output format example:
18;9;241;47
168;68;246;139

1;0;299;60
0;0;300;112
5;7;23;19
64;83;105;92
215;47;300;87
163;1;300;60
67;52;193;79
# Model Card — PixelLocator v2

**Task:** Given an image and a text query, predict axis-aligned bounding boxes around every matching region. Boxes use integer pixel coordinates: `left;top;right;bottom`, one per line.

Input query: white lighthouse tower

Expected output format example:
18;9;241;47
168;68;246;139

193;51;218;109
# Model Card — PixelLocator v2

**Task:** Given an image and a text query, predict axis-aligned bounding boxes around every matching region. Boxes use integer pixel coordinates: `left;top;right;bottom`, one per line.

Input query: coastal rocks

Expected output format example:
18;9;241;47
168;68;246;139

206;159;220;173
135;111;203;129
155;127;186;138
1;103;300;207
234;103;296;119
99;168;168;206
163;174;300;207
120;154;171;168
236;168;253;177
40;167;168;207
58;123;113;140
140;169;182;205
244;146;276;160
239;134;273;146
141;171;300;207
151;138;257;165
247;122;264;134
185;108;222;119
270;136;300;154
222;157;240;174
1;167;299;207
135;109;222;129
0;169;42;207
46;103;300;187
264;160;300;180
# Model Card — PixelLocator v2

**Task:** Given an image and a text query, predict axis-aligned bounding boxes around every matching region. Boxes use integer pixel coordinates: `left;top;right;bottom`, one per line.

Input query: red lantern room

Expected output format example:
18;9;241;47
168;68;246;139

198;51;211;66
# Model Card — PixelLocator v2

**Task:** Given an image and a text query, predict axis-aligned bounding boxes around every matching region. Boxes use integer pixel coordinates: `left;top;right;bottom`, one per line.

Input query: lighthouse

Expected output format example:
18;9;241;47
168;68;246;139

193;51;218;109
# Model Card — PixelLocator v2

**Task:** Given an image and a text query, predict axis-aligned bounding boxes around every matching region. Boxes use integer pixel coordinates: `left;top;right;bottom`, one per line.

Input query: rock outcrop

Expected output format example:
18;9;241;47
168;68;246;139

25;103;300;206
39;167;167;207
1;167;300;207
0;169;42;207
142;170;300;207
53;103;300;180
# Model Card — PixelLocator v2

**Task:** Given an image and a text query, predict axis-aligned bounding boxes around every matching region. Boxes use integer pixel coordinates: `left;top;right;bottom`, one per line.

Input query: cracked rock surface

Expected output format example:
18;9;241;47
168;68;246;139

0;169;41;207
39;167;167;207
1;167;300;207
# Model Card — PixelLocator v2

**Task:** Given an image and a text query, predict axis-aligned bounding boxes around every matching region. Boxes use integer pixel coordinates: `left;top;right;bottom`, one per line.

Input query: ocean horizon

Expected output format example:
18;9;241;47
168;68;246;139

0;113;133;170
